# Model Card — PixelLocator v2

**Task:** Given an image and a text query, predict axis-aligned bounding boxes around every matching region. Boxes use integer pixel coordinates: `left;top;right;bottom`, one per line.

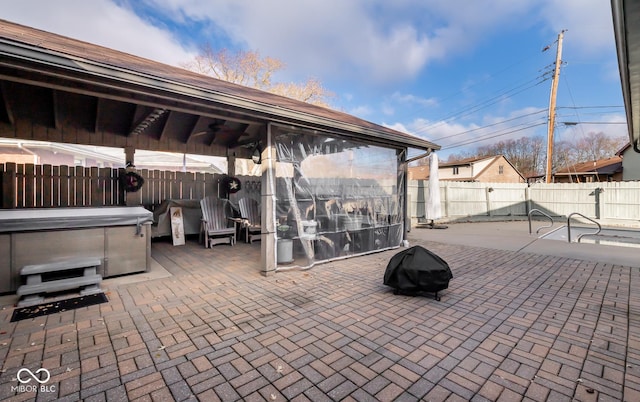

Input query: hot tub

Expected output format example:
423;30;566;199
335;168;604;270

0;206;153;293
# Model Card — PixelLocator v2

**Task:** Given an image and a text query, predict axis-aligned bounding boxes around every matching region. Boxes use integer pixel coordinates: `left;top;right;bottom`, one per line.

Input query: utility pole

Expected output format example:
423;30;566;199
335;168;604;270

545;30;565;183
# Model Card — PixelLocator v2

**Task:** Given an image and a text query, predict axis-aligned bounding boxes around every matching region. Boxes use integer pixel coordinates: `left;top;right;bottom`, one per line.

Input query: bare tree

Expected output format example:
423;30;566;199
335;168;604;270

475;136;546;177
270;78;332;106
445;132;627;177
182;45;334;107
570;132;627;162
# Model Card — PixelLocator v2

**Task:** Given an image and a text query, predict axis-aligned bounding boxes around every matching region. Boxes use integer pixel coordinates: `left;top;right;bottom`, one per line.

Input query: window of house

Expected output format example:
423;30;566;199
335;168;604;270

499;165;504;174
453;167;459;175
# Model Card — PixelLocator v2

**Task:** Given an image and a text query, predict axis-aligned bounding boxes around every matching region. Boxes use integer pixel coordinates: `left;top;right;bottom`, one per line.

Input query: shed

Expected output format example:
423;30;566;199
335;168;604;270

0;19;439;276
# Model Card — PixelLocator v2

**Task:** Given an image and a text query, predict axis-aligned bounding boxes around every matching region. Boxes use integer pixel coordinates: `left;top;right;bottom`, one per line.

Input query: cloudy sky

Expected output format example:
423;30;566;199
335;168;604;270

1;0;627;158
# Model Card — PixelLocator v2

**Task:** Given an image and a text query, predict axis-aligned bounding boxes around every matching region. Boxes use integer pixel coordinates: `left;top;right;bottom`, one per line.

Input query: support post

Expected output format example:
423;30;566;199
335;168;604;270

227;153;236;177
398;149;408;239
124;147;138;206
595;187;603;220
2;162;16;208
261;124;277;276
486;187;493;216
444;182;450;218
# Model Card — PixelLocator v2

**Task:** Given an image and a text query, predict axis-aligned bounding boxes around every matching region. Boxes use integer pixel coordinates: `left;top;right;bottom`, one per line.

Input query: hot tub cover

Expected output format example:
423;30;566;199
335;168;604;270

151;199;202;238
383;245;453;295
0;207;153;233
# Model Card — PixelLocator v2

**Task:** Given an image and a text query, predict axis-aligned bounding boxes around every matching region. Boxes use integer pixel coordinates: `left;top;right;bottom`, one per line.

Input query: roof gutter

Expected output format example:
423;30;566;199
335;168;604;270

611;0;638;152
403;150;433;165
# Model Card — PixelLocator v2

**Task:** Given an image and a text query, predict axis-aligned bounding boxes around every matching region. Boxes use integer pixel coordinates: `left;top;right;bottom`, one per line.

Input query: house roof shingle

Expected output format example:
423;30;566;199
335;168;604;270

555;156;623;175
438;155;496;168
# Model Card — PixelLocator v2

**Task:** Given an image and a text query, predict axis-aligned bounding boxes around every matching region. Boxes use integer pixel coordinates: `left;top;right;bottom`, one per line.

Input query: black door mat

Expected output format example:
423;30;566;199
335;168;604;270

11;292;108;322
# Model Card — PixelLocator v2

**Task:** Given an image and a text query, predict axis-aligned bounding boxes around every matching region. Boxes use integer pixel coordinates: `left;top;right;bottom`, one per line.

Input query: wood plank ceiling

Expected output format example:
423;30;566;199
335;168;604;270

0;79;264;158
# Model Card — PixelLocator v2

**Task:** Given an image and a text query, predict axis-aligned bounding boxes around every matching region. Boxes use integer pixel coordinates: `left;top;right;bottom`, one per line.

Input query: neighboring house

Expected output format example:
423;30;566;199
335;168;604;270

0;146;38;165
409;155;526;183
553;156;623;183
0;139;224;174
407;164;430;181
0;139;121;167
617;143;640;181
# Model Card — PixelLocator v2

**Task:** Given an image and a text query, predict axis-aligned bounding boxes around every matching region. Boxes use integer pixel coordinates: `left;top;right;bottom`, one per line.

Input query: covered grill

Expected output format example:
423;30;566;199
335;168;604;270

383;245;453;301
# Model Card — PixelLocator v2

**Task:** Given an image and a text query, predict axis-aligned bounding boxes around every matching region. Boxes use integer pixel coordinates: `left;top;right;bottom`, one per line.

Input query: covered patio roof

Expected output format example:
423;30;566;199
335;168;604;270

612;0;640;152
0;19;439;159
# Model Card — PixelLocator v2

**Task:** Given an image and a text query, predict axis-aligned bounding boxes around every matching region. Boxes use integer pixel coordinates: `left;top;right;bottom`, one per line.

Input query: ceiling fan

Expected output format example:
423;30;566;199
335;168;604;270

192;118;227;138
191;118;250;147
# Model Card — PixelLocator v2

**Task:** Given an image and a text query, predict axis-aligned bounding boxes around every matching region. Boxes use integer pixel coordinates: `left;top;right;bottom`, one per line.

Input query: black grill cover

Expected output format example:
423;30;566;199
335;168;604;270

384;246;453;294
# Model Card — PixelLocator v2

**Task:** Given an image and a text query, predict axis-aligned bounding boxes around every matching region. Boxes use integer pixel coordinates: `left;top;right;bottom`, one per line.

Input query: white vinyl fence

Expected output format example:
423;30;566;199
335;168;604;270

409;180;640;223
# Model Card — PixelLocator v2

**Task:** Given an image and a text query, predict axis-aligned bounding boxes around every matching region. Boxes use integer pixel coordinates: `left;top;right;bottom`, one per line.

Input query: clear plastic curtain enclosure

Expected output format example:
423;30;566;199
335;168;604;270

273;128;404;268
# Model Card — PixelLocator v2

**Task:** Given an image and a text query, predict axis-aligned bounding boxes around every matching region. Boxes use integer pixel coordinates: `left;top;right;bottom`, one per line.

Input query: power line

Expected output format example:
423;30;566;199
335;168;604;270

440;122;547;151
559;66;587;139
414;34;588;151
556;111;626;117
429;108;547;142
420;48;548;114
558;121;627;125
556;105;624;109
413;75;550;135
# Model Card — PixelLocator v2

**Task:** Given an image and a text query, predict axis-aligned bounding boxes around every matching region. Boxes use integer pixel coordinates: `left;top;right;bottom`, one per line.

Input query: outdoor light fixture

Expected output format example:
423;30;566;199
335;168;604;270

252;145;262;164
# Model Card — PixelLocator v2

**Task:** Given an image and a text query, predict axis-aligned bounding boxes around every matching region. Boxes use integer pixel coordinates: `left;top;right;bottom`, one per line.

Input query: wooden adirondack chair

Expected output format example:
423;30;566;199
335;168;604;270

238;197;261;243
200;197;236;248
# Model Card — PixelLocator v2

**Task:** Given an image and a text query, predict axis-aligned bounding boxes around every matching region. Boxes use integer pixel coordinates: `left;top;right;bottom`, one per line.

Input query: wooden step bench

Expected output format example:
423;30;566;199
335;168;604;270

17;258;103;307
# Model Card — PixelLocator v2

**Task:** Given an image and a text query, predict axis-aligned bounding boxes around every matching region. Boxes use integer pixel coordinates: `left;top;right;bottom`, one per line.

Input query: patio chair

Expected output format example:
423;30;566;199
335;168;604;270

200;197;236;248
238;197;262;243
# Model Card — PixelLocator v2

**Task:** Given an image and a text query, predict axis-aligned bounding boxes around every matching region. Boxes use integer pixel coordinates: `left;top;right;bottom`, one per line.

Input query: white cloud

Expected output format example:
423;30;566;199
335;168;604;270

2;0;616;89
391;92;438;107
141;0;549;86
1;0;196;66
539;0;615;55
381;105;395;116
383;122;410;134
144;0;436;84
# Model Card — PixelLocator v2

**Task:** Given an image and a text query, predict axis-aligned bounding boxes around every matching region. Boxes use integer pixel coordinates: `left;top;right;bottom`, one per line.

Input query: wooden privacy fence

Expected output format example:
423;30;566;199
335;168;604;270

126;169;219;208
5;162;640;223
0;162;257;210
1;162;123;208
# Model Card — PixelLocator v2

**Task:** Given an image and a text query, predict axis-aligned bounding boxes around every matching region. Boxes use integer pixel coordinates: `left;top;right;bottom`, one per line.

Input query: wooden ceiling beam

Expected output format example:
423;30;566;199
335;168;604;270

0;82;15;125
185;115;206;143
129;107;167;137
94;97;103;134
158;110;172;141
52;89;60;130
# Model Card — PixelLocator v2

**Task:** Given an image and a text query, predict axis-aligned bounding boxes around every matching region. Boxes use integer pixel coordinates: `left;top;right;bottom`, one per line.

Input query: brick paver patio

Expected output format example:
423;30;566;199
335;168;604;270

1;226;639;401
